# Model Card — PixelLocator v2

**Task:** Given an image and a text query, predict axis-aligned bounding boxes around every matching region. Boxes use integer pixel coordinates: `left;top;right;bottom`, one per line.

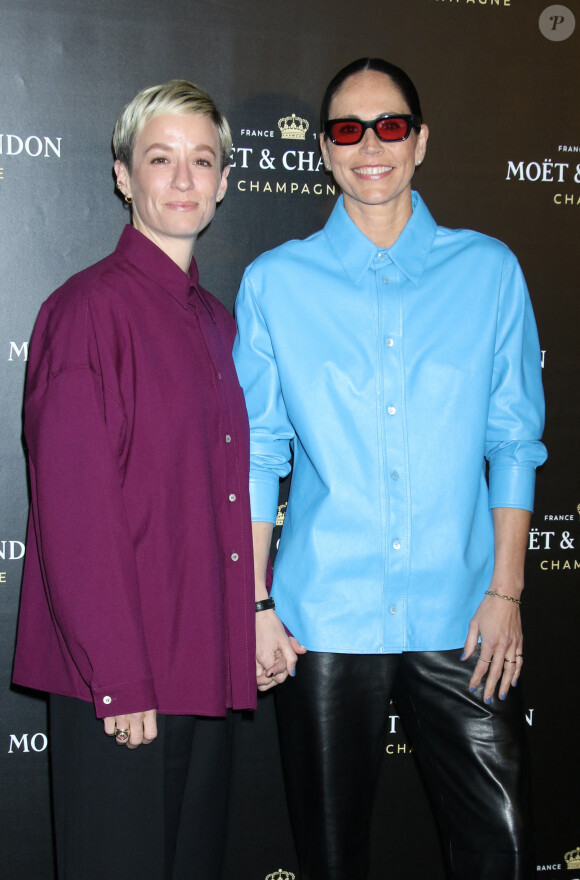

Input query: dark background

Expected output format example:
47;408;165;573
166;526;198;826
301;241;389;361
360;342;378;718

1;1;578;877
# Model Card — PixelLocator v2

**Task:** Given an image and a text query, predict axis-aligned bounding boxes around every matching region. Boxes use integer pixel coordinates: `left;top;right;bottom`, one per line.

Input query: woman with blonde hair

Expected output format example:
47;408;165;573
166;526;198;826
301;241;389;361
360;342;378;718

13;79;255;879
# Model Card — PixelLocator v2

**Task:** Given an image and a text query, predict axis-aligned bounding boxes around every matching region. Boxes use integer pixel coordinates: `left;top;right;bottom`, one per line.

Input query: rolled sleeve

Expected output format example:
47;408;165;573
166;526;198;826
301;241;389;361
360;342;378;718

234;268;294;524
485;252;547;511
249;472;282;524
488;457;539;511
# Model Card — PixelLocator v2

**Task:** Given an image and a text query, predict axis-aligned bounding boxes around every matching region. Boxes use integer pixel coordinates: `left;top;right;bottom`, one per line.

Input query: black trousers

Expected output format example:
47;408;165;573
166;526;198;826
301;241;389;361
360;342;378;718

50;695;233;880
274;650;533;880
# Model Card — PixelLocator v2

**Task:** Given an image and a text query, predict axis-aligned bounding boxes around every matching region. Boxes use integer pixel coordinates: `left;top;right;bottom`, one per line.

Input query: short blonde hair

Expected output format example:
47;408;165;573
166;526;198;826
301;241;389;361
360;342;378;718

113;79;232;171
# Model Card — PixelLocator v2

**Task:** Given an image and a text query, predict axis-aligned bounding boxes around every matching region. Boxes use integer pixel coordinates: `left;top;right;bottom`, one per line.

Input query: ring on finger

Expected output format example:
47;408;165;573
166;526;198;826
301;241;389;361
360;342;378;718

504;658;517;664
516;653;523;658
114;727;130;743
476;653;492;664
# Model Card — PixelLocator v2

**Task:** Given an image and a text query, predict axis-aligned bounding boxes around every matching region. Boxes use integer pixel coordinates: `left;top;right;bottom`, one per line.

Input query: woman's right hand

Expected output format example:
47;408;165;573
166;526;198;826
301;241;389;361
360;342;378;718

256;610;306;691
103;708;158;749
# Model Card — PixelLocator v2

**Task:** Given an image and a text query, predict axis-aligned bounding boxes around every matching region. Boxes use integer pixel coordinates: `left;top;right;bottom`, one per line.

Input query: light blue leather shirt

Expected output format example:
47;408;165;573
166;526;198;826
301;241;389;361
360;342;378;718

233;192;547;653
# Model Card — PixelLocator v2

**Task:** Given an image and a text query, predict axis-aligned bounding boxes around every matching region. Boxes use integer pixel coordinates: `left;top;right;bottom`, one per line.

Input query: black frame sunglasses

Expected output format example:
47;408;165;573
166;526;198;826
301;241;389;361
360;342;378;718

323;114;421;145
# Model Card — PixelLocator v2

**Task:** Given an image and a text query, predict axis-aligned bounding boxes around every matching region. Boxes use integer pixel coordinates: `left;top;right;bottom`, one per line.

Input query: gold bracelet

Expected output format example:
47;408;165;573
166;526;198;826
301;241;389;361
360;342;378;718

484;589;521;606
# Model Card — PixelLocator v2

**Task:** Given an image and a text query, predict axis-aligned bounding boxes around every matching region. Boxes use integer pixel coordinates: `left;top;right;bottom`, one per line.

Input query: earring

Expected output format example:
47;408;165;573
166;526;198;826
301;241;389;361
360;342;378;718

125;194;133;205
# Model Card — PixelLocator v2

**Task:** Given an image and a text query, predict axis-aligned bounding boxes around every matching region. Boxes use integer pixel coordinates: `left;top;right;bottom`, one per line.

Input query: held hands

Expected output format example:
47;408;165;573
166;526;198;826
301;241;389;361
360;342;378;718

462;585;523;704
251;523;306;690
256;610;307;691
103;708;158;749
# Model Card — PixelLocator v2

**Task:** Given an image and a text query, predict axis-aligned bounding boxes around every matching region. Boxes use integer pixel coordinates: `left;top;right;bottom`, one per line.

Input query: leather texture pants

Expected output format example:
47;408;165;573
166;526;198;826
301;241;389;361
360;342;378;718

274;650;532;880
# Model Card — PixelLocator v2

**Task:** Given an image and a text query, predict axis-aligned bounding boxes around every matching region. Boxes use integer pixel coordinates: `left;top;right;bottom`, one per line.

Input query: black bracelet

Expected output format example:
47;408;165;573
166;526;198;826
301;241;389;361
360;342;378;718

255;597;276;613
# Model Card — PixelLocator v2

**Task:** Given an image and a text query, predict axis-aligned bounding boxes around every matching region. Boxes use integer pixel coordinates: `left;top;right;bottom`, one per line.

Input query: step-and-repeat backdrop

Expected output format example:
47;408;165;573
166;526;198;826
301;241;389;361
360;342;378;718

1;1;578;878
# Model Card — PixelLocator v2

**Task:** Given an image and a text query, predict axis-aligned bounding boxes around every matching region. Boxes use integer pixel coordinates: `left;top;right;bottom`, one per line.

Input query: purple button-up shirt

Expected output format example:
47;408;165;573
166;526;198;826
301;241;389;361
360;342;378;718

13;226;256;718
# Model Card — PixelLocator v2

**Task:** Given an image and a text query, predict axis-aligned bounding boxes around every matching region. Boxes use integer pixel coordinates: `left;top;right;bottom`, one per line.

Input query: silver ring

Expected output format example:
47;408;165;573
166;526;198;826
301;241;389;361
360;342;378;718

476;654;492;664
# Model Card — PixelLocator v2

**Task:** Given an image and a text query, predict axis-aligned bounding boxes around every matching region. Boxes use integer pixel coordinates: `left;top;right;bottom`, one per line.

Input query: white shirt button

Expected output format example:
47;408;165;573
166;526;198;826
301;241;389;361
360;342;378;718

393;539;401;550
217;372;222;380
391;470;399;481
390;605;398;614
231;553;239;562
228;494;236;502
378;252;386;261
387;406;396;415
103;696;112;705
385;337;394;347
225;434;232;443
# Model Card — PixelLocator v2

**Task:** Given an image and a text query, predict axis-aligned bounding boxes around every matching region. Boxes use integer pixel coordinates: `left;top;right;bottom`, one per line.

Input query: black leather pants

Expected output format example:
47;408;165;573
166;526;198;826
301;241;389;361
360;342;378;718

274;650;533;880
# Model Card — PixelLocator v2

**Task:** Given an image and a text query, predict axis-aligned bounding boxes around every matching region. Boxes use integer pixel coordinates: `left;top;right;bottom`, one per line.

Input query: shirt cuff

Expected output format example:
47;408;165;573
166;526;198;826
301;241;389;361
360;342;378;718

249;475;280;524
92;678;157;719
488;465;536;512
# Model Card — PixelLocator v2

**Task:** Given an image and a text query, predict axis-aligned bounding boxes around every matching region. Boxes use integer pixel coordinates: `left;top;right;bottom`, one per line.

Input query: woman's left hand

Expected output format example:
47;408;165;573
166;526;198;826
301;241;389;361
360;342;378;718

462;586;523;704
103;708;158;749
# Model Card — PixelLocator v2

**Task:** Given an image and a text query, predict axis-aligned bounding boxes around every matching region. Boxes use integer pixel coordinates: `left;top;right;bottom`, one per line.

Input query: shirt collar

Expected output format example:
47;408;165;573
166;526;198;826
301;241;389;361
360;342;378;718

114;225;213;318
323;191;437;286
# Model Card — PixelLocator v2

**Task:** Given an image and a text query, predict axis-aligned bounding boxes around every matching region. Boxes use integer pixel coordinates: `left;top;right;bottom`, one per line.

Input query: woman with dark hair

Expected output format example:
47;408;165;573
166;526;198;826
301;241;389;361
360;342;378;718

234;58;546;879
13;80;256;880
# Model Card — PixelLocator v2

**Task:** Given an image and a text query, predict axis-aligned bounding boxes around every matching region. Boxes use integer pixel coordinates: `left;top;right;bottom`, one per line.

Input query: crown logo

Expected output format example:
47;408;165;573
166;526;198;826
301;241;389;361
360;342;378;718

265;871;296;880
276;501;287;527
565;846;580;869
278;113;309;140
